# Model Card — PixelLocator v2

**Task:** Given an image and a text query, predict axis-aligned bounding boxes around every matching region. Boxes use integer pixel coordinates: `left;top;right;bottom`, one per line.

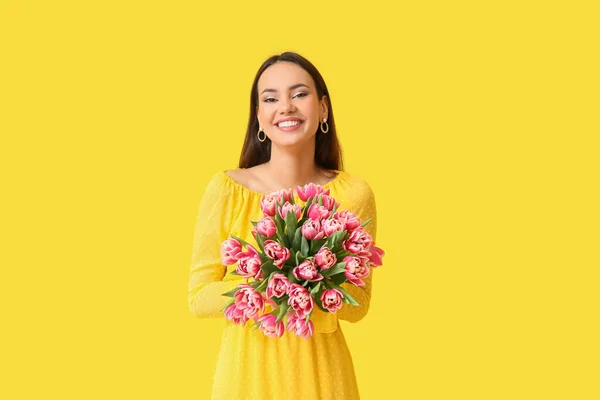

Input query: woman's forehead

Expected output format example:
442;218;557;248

258;62;314;91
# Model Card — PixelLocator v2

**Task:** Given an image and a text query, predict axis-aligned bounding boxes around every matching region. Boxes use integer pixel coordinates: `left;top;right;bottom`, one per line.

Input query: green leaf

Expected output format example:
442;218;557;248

221;286;241;297
335;250;349;260
249;280;262;288
325;231;337;249
309;281;322;295
255;275;272;292
314;293;327;312
301;235;309;257
276;231;289;248
274;213;285;235
304;197;314;215
309;238;325;255
250;220;258;227
320;262;347;277
294;250;307;266
260;260;278;280
292;227;302;251
328;231;348;252
259;252;269;264
255;234;265;251
287;268;298;284
230;270;240;276
361;218;372;228
285;210;298;243
330;272;347;285
275;301;290;323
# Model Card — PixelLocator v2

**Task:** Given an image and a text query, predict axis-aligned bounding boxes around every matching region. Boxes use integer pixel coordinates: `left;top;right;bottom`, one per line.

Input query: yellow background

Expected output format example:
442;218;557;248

1;1;598;399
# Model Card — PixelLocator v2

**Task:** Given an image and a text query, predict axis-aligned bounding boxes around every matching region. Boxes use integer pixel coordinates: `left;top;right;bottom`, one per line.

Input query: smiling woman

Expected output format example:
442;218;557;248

188;51;380;400
238;52;342;180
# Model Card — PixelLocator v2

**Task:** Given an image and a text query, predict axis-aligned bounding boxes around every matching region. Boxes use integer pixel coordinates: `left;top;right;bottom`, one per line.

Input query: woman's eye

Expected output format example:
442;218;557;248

263;92;306;103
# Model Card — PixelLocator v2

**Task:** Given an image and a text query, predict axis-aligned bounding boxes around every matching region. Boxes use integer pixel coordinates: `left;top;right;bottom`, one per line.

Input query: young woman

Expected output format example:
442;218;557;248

188;51;379;400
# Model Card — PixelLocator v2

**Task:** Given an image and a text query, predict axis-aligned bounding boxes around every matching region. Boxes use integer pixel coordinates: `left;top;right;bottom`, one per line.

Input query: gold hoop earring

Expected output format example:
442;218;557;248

257;127;266;142
320;118;329;134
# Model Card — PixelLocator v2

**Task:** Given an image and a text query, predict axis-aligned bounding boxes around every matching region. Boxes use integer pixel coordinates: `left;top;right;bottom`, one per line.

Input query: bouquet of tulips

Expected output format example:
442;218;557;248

219;182;385;339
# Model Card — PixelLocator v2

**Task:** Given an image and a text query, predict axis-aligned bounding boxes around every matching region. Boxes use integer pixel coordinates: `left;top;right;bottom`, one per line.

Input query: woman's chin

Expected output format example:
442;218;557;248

270;134;314;148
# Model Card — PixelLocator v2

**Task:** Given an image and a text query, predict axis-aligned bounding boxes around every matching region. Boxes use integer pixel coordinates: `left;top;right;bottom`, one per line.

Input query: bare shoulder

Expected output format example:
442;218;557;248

224;166;265;192
224;168;247;183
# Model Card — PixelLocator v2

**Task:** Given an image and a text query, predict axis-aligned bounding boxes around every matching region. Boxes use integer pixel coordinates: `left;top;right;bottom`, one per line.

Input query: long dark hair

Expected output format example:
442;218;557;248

238;52;343;174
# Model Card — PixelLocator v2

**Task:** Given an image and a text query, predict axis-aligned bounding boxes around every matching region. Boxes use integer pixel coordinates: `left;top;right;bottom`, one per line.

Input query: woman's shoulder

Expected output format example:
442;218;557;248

201;169;234;197
203;167;264;198
222;168;247;184
339;170;375;196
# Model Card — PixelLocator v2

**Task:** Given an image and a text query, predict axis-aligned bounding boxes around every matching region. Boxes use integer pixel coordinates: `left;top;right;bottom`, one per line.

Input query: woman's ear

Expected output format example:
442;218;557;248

320;95;329;121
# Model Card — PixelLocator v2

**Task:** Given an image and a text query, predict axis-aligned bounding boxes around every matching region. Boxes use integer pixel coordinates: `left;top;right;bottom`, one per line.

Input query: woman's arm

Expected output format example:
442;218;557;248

187;174;240;319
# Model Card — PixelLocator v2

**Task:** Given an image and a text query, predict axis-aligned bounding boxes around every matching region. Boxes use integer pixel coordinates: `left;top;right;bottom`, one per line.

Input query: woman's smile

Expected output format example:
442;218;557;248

275;119;304;132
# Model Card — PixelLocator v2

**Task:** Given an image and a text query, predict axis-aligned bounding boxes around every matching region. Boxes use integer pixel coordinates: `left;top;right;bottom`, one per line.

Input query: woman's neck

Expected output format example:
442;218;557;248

261;146;324;192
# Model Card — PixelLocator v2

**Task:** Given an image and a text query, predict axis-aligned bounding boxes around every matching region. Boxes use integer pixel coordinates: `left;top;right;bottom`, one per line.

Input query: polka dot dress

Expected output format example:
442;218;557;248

188;169;378;400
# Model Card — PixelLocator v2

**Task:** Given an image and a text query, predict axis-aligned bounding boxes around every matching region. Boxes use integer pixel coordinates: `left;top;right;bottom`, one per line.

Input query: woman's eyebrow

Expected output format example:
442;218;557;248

260;83;310;95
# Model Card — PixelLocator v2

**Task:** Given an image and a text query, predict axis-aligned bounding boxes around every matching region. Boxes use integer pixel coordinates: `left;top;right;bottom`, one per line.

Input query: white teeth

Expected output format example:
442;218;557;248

278;120;301;127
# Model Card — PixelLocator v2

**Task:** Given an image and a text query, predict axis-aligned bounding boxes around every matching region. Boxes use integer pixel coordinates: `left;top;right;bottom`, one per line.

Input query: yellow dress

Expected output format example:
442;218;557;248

188;169;378;400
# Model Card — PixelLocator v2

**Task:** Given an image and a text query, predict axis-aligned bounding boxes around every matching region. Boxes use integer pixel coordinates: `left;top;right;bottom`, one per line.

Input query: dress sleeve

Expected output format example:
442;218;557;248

187;173;241;319
336;180;378;323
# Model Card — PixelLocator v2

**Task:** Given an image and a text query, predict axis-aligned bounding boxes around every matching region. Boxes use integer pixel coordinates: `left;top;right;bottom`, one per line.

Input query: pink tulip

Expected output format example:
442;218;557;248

278;202;302;221
287;313;314;339
320;194;339;211
287;313;299;332
301;218;325;240
320;289;344;313
314;247;337;270
273;188;293;203
343;255;371;287
366;243;385;267
256;216;277;238
335;210;361;232
322;218;345;237
307;203;331;220
263;240;291;269
233;284;265;319
266;273;291;299
255;269;264;280
236;244;262;279
257;313;285;338
287;283;314;317
260;193;279;217
293;259;324;282
220;238;242;266
342;227;373;254
296;183;330;202
224;303;249;326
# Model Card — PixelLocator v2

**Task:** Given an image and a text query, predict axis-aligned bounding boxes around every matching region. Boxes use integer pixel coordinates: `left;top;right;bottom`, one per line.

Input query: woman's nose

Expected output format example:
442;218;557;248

278;98;296;113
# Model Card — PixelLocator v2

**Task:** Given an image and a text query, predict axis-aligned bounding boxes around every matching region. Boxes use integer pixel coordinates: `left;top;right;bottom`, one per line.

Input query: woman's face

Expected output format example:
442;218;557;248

256;61;328;148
